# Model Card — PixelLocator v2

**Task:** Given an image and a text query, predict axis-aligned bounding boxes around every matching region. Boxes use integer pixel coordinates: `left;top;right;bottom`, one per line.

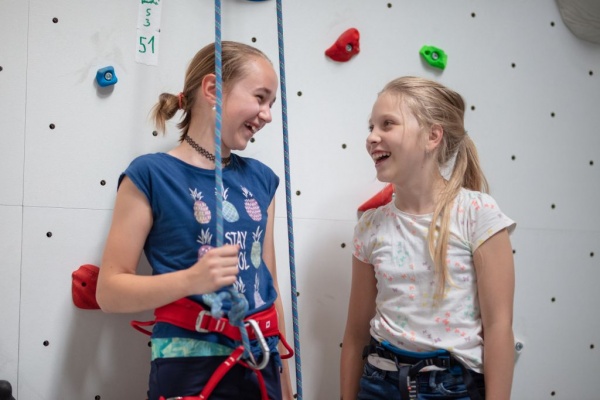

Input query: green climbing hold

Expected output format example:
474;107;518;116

419;45;447;70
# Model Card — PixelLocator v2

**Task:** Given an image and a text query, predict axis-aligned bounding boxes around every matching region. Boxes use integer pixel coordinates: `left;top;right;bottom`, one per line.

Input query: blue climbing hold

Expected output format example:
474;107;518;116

96;66;118;87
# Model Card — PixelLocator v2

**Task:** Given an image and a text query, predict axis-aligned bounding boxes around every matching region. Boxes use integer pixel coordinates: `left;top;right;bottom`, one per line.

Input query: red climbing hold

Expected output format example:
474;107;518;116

357;183;394;213
72;264;100;309
325;28;360;62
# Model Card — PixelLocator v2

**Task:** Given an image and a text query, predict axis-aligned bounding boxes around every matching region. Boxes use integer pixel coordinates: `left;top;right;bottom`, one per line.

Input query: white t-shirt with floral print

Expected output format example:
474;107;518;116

353;188;515;372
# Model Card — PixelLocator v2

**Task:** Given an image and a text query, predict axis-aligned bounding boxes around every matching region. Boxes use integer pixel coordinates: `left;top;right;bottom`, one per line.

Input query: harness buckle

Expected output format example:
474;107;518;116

244;319;270;370
195;310;211;333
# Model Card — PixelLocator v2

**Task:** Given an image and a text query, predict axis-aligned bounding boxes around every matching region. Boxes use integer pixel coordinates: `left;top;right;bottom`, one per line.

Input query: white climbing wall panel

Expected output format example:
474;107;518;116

0;0;599;399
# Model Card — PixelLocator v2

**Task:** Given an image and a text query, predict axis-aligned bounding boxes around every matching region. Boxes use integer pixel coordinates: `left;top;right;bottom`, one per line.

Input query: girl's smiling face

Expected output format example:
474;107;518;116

222;56;278;151
367;92;427;185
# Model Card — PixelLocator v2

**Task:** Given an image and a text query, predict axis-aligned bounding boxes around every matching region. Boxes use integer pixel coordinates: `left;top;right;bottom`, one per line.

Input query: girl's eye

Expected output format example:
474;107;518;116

384;120;393;127
368;124;374;132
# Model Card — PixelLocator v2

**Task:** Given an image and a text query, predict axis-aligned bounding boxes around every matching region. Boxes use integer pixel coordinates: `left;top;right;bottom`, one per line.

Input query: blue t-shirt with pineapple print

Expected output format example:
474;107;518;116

120;152;279;350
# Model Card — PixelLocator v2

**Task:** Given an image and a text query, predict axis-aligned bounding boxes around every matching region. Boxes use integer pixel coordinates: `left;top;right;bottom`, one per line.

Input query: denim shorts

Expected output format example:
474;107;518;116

148;355;282;400
357;360;485;400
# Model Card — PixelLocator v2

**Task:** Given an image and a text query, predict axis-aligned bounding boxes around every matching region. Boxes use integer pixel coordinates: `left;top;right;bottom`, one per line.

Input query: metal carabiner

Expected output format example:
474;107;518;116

244;319;270;370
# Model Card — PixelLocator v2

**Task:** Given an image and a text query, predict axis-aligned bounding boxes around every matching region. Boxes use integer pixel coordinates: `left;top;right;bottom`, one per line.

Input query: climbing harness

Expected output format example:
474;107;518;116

131;298;293;399
362;339;483;400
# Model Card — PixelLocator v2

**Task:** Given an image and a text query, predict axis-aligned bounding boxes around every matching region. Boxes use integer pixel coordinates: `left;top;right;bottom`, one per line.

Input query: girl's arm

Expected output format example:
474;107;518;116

340;256;377;399
474;228;515;400
96;176;240;313
262;199;294;400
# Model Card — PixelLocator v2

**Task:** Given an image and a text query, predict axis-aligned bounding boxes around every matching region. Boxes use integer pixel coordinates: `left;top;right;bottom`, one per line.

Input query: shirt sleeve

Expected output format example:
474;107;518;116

118;155;152;203
467;192;516;252
353;209;377;264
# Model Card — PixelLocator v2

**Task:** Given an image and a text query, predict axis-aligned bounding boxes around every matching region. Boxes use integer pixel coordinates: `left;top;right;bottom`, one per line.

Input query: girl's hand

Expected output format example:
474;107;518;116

185;244;240;295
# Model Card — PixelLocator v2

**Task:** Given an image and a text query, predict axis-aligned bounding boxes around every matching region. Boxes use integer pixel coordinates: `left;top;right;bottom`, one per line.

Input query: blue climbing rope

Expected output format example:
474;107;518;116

201;0;252;360
203;1;303;393
276;0;303;397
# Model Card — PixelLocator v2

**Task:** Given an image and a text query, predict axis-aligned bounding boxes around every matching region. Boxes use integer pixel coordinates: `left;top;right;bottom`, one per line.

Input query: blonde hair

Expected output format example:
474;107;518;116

151;41;271;140
381;76;489;301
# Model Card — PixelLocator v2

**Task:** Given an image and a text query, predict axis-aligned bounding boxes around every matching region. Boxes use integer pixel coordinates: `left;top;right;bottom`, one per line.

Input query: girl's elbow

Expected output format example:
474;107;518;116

95;285;116;313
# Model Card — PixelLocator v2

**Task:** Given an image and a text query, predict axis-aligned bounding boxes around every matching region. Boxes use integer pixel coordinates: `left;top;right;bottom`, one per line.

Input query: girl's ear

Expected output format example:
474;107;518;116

201;74;217;106
427;124;444;151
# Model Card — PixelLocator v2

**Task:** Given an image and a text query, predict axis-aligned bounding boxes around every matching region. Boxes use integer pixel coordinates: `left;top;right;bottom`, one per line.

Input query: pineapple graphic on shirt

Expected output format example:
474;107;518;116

196;228;213;259
233;276;246;295
241;186;262;221
251;226;263;268
190;188;211;224
217;187;240;223
254;273;265;308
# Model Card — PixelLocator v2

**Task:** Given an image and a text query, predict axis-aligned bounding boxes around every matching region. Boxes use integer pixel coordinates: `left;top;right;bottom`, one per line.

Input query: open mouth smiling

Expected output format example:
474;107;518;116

244;123;258;134
372;151;391;164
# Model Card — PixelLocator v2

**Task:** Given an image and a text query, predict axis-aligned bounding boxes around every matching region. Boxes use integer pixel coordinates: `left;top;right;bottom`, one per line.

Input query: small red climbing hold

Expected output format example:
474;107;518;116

325;28;360;62
72;264;100;309
357;183;394;213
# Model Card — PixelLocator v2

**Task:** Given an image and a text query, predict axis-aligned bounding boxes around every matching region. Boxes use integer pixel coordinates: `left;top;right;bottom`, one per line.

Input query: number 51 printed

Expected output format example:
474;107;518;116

136;0;162;65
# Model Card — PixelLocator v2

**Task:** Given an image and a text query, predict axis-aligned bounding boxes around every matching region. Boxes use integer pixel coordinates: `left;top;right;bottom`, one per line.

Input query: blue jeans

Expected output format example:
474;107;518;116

357;361;485;399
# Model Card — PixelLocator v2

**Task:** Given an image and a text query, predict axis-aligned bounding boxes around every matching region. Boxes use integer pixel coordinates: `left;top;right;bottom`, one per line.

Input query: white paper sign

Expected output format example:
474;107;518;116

135;0;163;66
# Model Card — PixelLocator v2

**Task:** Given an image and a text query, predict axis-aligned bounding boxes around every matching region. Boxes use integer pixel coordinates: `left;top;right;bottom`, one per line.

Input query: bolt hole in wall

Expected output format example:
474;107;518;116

43;340;49;347
52;17;58;23
46;232;52;238
49;123;55;129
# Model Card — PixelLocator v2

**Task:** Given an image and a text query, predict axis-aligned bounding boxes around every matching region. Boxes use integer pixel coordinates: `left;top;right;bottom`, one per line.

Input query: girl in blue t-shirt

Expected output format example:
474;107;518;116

97;41;293;400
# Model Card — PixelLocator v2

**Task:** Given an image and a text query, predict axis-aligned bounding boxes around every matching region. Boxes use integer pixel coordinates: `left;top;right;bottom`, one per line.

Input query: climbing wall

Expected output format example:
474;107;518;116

0;0;599;399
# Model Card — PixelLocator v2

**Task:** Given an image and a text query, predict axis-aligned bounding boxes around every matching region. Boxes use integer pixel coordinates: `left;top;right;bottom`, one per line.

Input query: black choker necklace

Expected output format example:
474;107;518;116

184;134;231;167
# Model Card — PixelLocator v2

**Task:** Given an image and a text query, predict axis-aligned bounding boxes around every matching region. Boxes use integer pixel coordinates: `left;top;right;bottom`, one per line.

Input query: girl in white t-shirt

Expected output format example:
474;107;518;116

340;76;516;400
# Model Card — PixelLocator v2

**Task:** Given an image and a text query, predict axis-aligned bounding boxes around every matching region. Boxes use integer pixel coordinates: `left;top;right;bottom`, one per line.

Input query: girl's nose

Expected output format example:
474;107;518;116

259;105;272;123
367;129;380;145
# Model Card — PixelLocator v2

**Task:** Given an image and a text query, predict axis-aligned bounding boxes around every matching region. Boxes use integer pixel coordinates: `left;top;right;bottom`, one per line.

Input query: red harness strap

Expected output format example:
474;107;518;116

157;346;266;400
131;298;293;400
